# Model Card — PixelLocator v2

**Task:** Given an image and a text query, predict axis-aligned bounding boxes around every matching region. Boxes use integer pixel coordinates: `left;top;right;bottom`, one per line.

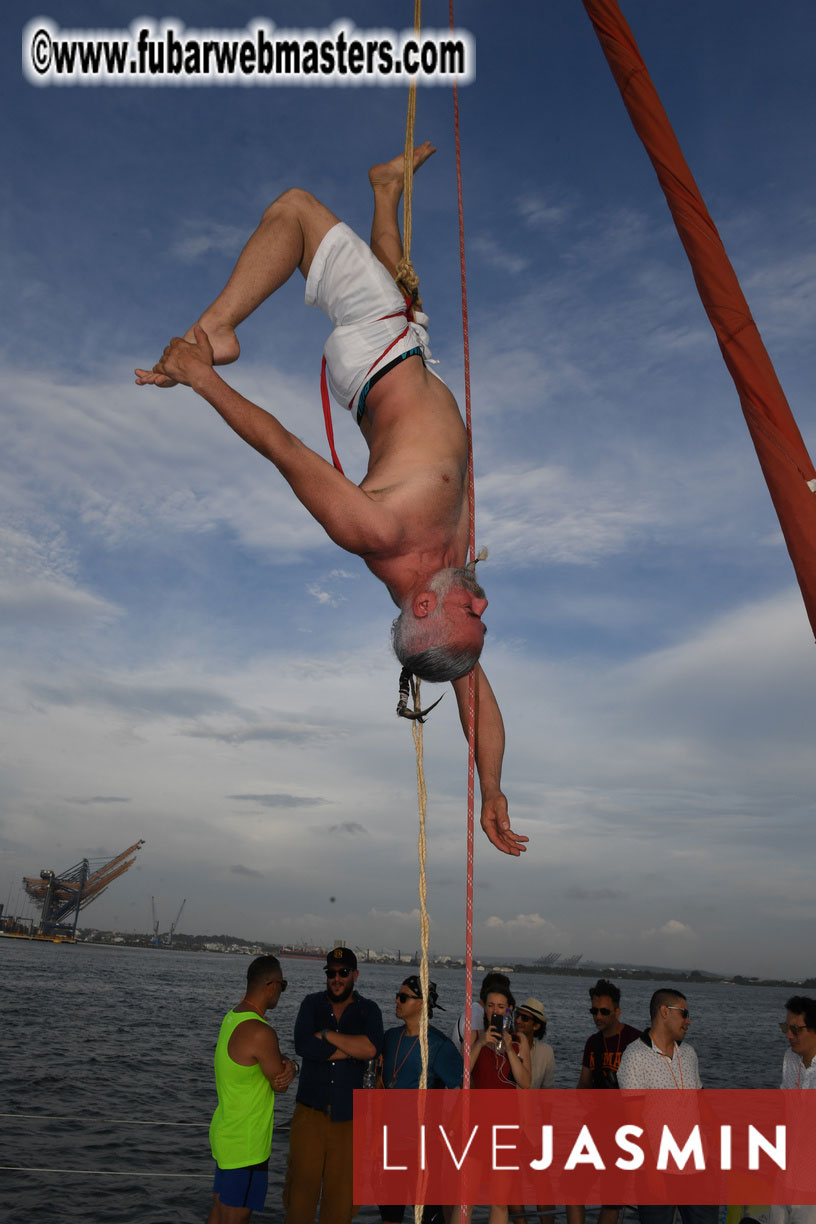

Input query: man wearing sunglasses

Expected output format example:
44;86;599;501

284;946;383;1224
382;976;462;1091
565;980;640;1224
617;988;700;1093
577;979;641;1091
771;995;816;1224
379;977;462;1224
617;989;717;1224
208;956;297;1224
778;995;816;1091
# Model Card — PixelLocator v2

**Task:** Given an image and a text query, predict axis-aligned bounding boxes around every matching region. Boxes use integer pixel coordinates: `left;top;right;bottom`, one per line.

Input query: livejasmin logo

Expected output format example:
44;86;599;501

382;1121;785;1174
353;1090;816;1205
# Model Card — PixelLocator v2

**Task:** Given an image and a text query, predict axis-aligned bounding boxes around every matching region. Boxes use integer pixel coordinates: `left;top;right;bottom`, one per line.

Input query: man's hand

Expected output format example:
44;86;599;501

481;791;528;857
272;1058;297;1093
314;1030;350;1060
135;324;214;388
134;368;178;388
452;667;528;856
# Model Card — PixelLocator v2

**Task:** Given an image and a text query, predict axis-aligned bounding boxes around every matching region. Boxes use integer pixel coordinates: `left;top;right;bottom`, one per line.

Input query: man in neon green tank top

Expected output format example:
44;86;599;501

207;955;297;1223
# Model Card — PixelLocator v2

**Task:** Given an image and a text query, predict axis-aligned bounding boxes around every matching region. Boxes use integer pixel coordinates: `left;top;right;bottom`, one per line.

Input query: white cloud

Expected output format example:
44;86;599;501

229;793;330;809
485;913;557;932
516;192;570;229
470;235;529;276
307;583;345;607
0;523;119;627
2;364;341;567
643;920;697;940
0;579;118;627
169;220;248;263
476;463;654;565
371;908;421;921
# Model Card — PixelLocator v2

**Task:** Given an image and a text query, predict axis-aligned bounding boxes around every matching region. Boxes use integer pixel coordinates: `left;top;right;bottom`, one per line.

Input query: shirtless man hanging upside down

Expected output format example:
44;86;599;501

136;144;527;856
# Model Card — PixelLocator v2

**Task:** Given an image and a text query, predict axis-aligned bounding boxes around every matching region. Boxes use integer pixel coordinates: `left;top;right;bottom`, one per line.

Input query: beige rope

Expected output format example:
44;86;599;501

410;678;431;1091
395;0;423;309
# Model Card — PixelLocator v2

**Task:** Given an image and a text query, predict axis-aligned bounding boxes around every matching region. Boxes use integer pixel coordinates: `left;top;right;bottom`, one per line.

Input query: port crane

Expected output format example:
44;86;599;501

167;898;185;947
23;840;145;939
150;896;186;947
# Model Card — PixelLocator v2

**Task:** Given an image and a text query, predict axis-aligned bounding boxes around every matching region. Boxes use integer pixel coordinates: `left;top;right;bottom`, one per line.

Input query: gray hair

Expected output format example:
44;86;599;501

391;624;482;681
391;568;486;682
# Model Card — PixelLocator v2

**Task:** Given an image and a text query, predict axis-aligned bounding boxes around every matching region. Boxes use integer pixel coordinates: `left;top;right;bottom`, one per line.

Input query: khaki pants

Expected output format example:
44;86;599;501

283;1101;356;1224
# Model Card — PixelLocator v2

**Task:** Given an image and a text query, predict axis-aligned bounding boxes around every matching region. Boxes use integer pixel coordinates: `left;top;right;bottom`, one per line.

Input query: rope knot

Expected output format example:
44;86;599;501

395;257;422;311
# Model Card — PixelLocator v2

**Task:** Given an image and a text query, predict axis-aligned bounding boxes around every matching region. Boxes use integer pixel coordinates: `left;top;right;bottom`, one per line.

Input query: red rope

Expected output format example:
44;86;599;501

321;303;413;475
320;358;345;475
449;0;476;1097
449;8;476;1215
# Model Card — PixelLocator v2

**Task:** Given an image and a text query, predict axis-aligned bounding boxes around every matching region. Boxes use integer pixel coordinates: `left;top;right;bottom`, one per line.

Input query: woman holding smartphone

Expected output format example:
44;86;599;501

468;980;531;1090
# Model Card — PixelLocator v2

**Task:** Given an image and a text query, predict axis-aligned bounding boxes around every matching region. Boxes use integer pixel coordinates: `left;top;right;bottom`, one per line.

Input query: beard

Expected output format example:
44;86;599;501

328;979;354;1003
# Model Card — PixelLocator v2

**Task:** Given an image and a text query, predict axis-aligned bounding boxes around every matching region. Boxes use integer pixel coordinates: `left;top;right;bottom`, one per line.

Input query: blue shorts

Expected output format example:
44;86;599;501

213;1160;269;1211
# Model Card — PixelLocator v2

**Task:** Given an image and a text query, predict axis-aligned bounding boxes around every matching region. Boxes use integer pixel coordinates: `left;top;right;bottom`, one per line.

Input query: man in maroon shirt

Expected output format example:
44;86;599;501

567;978;641;1224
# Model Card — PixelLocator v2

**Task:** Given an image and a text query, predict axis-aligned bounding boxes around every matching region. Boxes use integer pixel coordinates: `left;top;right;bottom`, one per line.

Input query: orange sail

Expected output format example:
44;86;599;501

583;0;816;641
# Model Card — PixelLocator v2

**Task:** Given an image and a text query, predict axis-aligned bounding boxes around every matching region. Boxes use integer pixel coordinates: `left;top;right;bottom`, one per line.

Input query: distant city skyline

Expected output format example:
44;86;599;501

10;921;809;990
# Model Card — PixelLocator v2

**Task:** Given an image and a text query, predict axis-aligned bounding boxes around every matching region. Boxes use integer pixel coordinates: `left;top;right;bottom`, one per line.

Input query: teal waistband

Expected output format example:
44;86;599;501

356;346;424;424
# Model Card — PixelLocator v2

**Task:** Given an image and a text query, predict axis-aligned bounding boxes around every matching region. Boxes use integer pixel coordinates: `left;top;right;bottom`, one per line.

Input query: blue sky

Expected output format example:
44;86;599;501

3;1;815;979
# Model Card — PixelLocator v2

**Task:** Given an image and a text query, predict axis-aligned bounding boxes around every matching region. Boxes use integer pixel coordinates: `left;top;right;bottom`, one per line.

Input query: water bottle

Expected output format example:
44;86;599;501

362;1056;380;1088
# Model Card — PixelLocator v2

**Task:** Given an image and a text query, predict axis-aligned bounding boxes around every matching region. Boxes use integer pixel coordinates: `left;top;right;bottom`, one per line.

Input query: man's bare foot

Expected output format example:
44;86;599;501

185;319;240;366
135;322;238;388
368;141;436;194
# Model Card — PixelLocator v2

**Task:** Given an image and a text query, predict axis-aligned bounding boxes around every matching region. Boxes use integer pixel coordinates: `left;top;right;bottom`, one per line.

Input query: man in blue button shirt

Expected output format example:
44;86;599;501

283;946;383;1224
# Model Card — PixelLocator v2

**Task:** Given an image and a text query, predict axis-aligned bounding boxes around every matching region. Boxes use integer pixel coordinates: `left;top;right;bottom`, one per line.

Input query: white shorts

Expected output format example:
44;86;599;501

304;221;436;417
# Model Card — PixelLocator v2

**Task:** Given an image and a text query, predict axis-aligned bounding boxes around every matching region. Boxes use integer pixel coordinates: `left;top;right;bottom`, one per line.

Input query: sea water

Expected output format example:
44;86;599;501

0;939;794;1223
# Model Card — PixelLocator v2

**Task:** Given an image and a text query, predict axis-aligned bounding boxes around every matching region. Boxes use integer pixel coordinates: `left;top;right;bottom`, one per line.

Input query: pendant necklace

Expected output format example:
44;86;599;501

388;1029;418;1087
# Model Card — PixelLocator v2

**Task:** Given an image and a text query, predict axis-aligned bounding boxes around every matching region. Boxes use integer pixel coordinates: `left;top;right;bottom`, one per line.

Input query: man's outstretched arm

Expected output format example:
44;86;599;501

451;664;528;856
138;328;403;559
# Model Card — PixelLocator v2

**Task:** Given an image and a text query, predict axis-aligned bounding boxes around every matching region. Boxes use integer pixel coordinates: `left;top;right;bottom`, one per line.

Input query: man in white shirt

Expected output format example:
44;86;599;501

617;988;716;1224
771;995;816;1224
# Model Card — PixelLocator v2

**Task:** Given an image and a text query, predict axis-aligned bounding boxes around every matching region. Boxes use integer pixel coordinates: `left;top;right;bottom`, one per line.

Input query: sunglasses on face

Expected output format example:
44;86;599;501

326;967;352;979
267;979;287;991
666;1006;690;1019
589;1007;612;1016
779;1022;809;1035
396;991;420;1003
